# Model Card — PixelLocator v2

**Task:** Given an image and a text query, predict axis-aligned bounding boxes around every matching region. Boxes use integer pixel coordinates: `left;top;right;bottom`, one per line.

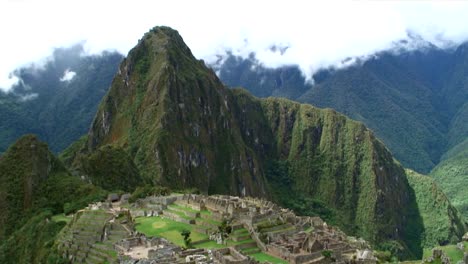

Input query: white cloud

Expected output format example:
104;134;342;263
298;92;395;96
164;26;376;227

2;0;468;90
60;69;76;82
18;93;38;102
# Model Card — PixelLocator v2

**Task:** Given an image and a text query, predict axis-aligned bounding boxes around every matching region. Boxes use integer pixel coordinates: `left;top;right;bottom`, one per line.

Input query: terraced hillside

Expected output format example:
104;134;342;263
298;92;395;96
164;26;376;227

130;194;371;264
55;209;132;263
134;199;285;263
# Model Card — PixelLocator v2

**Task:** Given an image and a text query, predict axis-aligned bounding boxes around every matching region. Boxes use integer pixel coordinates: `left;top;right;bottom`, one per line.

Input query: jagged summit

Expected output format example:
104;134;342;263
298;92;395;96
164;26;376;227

141;26;195;57
63;26;466;256
126;26;196;70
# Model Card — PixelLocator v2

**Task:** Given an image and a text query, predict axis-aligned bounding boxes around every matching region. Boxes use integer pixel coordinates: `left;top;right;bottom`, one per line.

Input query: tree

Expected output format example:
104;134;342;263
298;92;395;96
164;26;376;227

181;229;192;248
218;219;232;243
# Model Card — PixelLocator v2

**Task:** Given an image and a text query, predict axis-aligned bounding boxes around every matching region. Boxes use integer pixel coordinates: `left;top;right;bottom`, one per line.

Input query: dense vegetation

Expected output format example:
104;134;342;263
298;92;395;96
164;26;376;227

0;135;107;263
265;160;337;224
430;139;468;219
0;211;66;264
0;45;122;153
215;47;468;218
77;145;144;191
62;27;465;258
405;170;465;250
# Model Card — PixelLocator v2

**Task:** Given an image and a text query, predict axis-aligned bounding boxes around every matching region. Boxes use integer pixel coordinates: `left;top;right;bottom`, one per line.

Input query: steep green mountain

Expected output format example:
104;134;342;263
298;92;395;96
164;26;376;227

215;47;467;174
69;142;144;192
405;169;465;248
430;139;468;219
0;134;68;240
0;45;123;153
64;26;465;258
0;211;67;264
215;48;468;221
0;135;106;263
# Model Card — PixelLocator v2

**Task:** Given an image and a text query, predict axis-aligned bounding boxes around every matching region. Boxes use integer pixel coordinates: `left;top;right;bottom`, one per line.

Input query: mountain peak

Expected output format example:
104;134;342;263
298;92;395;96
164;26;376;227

78;27;466;255
128;26;196;68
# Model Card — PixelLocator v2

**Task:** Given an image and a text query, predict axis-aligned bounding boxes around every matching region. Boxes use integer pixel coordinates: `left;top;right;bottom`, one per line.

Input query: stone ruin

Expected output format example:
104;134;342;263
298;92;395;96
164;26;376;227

425;248;451;264
179;248;214;264
264;221;375;264
64;193;378;263
130;194;181;218
116;234;219;264
116;235;182;263
212;247;254;264
174;194;377;264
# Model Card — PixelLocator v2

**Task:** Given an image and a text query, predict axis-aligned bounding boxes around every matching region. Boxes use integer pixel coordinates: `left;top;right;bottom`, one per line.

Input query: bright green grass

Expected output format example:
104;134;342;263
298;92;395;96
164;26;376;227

248;252;289;264
229;238;255;246
170;203;198;213
192;240;225;249
135;217;207;247
135;216;256;250
200;210;212;216
51;214;71;223
422;242;468;263
193;235;254;249
232;228;249;235
165;208;193;220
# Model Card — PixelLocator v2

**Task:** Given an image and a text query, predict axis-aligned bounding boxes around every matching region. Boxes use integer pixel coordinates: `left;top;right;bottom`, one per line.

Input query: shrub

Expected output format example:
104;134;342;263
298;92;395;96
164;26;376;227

181;229;192;248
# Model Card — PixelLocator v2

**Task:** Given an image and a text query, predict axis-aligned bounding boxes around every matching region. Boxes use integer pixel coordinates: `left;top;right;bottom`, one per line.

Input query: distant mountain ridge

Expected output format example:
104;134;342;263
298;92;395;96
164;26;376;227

0;45;123;153
214;44;468;218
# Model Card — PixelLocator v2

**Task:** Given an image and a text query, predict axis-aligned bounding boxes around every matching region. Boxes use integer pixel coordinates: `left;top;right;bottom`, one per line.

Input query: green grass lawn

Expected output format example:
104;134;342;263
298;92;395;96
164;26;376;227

135;216;207;247
200;210;212;216
230;238;255;246
51;214;71;223
249;252;289;264
422;242;468;263
170;203;199;213
165;208;193;220
232;228;249;235
192;237;254;249
192;240;225;249
135;216;258;251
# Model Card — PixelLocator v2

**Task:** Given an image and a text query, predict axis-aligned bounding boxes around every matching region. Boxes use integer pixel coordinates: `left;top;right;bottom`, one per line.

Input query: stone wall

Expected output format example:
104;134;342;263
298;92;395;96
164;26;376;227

266;244;291;261
292;252;323;264
161;211;195;224
213;247;251;264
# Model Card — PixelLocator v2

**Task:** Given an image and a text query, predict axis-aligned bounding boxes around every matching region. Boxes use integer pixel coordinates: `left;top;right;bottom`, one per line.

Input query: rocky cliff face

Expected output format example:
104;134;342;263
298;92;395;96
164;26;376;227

71;26;464;255
87;27;269;196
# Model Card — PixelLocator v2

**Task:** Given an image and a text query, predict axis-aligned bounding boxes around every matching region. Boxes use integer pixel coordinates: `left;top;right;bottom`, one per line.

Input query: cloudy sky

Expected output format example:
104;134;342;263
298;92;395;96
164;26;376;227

2;0;468;90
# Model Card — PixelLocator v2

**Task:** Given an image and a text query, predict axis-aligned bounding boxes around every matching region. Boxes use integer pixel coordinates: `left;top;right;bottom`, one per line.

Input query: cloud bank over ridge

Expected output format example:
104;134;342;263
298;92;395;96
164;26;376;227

2;0;468;90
